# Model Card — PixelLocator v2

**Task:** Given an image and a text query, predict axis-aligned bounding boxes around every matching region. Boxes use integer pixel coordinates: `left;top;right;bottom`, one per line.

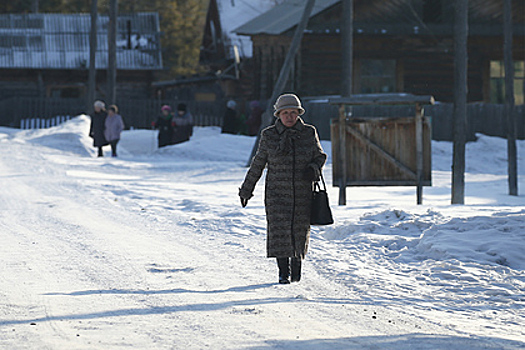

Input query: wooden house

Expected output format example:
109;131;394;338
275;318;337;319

161;0;279;104
234;0;525;104
0;12;162;103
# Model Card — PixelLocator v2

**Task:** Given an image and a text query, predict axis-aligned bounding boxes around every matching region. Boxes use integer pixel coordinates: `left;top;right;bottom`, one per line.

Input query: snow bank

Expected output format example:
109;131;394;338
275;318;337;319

10;115;93;157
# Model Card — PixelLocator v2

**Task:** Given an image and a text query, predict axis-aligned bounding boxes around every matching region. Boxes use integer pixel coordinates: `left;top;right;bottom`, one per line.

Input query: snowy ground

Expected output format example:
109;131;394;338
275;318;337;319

0;115;524;349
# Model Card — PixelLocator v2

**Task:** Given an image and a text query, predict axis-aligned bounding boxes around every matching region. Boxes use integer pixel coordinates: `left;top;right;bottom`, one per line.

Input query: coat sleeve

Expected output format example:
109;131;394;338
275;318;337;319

239;130;269;200
307;128;327;180
89;116;94;136
118;115;125;134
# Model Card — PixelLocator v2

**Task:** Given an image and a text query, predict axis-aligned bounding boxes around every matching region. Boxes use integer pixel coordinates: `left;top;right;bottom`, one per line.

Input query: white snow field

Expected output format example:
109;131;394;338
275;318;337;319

0;115;524;349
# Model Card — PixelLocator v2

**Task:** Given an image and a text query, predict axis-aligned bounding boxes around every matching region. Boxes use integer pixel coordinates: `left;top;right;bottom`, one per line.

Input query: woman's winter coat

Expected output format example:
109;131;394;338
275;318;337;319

89;110;108;147
172;111;193;144
239;117;327;259
222;107;238;134
155;114;174;148
246;103;263;136
104;113;124;142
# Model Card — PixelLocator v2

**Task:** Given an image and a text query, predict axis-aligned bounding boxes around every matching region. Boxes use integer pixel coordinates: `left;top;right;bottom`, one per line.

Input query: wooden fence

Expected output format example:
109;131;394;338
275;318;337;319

303;101;525;141
0;97;225;130
1;97;523;142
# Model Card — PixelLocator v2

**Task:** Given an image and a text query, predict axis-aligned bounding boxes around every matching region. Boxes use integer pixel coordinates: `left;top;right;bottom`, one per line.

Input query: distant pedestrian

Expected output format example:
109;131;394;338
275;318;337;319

89;100;108;157
171;103;193;144
245;100;263;136
222;100;238;134
104;105;125;157
239;93;327;284
153;105;174;148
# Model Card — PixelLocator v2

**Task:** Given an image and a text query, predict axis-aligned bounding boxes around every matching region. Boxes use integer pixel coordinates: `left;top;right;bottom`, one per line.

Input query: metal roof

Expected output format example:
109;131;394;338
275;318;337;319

234;0;525;36
0;13;162;70
234;0;339;36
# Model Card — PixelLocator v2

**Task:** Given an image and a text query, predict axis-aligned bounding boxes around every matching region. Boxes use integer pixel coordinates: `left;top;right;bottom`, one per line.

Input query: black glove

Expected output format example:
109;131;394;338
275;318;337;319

303;166;318;181
240;197;249;208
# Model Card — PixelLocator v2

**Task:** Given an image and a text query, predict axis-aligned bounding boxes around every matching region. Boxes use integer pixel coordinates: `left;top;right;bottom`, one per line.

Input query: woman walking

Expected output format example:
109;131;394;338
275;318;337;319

171;103;193;144
104;105;125;157
153;105;174;148
89;100;108;157
239;94;327;284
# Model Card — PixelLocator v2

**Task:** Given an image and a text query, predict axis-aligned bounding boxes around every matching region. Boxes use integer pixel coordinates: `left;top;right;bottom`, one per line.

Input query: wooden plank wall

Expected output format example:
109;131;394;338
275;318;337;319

251;33;524;103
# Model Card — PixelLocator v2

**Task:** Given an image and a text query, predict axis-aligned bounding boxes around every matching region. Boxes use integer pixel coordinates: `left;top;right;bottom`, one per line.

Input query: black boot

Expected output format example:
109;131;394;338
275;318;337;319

97;147;104;157
291;258;302;282
276;258;290;284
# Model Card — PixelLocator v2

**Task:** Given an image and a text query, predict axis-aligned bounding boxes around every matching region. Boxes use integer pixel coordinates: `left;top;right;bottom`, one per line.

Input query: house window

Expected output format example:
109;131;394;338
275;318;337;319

359;60;396;94
490;60;525;105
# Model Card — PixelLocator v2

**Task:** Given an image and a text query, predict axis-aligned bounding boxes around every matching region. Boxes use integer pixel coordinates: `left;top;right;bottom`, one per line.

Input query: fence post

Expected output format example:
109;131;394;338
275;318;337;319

338;104;347;205
415;103;424;205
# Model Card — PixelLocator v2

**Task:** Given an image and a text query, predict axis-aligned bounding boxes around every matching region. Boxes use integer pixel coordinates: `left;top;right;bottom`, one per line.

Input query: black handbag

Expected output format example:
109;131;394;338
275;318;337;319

310;173;334;225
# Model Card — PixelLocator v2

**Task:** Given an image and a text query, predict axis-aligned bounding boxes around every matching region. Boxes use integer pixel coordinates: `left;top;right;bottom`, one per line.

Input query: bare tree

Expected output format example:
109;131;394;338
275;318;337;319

31;0;39;13
87;0;98;113
504;0;517;195
338;0;354;205
451;0;468;204
341;0;353;98
107;0;118;106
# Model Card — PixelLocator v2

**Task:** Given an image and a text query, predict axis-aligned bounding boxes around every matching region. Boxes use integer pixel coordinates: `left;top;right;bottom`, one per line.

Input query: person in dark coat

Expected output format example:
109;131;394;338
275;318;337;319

221;100;238;134
171;103;193;144
245;100;263;136
239;94;327;284
153;105;174;148
104;105;125;157
89;100;108;157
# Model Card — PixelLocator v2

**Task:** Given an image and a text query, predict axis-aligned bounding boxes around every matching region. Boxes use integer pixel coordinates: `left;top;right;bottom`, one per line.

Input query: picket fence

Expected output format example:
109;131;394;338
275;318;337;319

20;115;72;129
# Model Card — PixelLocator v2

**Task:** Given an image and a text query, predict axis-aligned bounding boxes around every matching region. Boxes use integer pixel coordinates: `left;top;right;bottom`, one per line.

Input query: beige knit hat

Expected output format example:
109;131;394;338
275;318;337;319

273;94;305;117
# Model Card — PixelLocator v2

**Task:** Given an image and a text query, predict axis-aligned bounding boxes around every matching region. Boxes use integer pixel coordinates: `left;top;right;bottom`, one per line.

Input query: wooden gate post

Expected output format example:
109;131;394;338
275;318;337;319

338;104;347;205
415;103;424;204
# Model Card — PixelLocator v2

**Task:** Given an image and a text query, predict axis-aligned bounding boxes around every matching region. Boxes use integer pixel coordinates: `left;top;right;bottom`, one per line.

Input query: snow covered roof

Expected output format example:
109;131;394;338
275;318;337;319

215;0;278;58
0;13;162;70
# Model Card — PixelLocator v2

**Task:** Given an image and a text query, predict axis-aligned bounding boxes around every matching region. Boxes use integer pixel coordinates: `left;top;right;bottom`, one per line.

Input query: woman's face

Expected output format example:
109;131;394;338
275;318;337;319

279;108;299;127
162;109;170;116
94;106;101;113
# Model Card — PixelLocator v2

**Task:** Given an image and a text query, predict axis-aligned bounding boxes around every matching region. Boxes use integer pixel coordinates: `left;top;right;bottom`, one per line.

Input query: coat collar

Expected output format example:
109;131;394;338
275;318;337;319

275;117;305;134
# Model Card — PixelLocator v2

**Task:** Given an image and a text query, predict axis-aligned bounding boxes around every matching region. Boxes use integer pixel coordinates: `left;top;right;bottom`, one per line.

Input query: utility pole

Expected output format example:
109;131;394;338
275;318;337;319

107;0;118;106
338;0;354;205
504;0;517;196
87;0;98;113
451;0;468;204
247;0;316;165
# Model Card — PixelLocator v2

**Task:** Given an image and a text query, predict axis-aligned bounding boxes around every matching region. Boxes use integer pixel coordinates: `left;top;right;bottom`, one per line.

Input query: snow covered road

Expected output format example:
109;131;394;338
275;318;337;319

0;117;524;349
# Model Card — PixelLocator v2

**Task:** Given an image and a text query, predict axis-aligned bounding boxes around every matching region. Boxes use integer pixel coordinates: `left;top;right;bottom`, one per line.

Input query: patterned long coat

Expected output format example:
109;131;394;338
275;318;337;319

240;117;327;259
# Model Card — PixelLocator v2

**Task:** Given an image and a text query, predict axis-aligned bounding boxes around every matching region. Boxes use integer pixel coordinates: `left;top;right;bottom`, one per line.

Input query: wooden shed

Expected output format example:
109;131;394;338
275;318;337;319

235;0;525;104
